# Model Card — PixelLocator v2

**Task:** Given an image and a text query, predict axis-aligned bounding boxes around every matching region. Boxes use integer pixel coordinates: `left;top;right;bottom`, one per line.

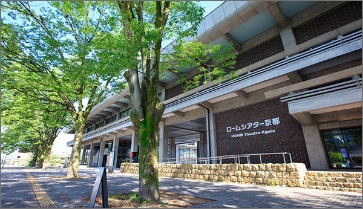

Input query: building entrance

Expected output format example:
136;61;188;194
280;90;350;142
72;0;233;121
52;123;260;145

176;143;198;164
322;127;362;169
116;141;131;168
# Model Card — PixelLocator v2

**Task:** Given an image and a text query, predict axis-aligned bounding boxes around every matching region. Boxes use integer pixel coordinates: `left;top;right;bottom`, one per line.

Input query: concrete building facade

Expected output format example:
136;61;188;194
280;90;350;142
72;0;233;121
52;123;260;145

67;1;362;170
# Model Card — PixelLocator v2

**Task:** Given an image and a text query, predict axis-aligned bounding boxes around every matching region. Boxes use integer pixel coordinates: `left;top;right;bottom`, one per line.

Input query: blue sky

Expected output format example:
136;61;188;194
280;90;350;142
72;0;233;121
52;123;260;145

200;1;224;16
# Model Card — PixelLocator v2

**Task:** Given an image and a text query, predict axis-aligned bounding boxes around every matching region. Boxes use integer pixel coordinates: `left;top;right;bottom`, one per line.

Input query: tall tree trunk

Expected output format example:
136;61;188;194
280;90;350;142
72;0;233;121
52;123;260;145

138;111;161;200
37;159;43;168
31;151;38;167
67;117;85;178
41;145;53;170
137;62;165;201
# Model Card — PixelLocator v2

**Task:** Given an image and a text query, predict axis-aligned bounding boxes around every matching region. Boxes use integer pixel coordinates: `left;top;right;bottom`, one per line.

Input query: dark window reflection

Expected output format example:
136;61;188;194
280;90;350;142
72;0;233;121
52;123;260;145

322;127;362;169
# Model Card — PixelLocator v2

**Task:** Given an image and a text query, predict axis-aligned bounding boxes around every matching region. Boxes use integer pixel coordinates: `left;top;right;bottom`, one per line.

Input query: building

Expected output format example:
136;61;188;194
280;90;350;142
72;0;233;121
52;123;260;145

67;1;362;170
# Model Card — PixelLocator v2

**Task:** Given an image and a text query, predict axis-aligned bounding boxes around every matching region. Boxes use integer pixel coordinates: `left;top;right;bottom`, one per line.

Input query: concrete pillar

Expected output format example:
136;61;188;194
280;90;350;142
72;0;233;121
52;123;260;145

80;145;86;165
110;134;119;168
279;25;297;52
98;140;105;167
160;88;166;102
208;108;217;159
88;142;94;167
158;121;168;163
198;132;207;158
302;125;329;169
169;138;176;159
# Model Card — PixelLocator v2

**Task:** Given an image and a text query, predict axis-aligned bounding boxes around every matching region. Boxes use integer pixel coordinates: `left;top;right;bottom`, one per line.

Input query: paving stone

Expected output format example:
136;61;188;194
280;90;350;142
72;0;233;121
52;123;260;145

1;165;362;208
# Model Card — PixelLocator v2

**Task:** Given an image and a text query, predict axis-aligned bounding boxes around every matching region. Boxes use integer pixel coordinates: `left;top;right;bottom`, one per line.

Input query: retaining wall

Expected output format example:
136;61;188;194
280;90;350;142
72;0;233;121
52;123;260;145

120;163;362;193
121;163;307;187
303;171;362;193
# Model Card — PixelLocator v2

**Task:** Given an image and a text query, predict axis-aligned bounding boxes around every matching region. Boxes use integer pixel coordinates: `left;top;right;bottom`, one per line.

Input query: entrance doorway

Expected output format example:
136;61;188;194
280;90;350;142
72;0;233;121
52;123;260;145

116;141;131;167
322;127;362;169
176;143;198;164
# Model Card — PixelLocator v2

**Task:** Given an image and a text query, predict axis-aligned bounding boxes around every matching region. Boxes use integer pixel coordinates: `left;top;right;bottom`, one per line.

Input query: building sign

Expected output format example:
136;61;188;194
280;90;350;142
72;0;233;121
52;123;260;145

226;117;280;138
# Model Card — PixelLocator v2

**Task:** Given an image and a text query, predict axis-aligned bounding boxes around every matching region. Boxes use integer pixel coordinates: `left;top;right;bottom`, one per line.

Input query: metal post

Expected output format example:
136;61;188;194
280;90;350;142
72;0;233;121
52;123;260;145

88;167;108;208
259;155;262;164
283;153;286;164
101;168;108;208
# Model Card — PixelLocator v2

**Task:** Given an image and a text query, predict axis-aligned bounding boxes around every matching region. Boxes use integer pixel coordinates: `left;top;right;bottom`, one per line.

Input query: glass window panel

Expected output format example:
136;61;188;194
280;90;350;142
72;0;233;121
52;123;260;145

322;127;362;169
342;128;362;168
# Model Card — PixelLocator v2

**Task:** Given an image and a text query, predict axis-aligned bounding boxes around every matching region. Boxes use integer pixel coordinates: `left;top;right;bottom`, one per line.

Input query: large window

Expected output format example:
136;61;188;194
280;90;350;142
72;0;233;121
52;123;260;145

95;121;104;130
119;109;131;119
105;115;117;125
116;141;131;167
322;127;362;169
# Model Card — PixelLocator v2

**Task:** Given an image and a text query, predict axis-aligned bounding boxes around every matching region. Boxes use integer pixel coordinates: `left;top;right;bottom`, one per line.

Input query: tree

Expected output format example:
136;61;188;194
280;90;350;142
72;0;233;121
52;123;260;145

115;1;236;201
1;89;70;169
1;1;126;177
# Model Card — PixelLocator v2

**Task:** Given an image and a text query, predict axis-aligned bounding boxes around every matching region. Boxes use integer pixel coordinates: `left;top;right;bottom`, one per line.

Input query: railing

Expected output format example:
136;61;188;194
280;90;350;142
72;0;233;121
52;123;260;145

67;117;132;146
160;152;292;165
280;78;362;102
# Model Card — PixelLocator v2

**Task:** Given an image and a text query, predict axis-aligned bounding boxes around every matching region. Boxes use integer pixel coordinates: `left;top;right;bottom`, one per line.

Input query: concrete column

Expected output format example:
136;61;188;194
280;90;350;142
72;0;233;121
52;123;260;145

160;88;166;102
80;145;87;165
208;108;217;159
110;134;119;168
198;132;207;158
158;121;168;163
302;125;329;169
98;140;105;167
279;25;297;52
88;142;94;167
169;138;176;160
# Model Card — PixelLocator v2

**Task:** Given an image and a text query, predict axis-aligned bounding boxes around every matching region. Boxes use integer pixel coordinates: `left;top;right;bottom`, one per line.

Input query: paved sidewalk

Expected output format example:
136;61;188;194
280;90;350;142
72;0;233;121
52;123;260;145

1;165;362;208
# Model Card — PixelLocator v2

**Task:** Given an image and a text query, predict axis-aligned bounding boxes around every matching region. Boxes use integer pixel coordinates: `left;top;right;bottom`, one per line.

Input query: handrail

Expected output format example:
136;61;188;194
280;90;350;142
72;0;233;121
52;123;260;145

160;152;293;165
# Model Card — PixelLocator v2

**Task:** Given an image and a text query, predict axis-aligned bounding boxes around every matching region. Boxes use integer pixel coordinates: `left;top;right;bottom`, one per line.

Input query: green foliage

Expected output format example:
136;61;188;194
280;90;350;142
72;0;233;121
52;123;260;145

269;179;276;186
1;88;70;167
2;1;127;118
162;39;237;92
328;151;344;164
2;1;128;175
127;192;144;203
27;157;34;167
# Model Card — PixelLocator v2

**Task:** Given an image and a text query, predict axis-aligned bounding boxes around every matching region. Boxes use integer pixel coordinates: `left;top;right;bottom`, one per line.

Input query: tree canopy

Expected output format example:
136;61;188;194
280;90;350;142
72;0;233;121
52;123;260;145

1;1;128;176
1;88;71;168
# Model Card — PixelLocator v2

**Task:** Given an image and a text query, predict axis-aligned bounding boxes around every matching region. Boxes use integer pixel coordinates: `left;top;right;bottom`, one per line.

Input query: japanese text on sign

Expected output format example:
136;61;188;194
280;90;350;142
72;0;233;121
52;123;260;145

226;117;280;133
